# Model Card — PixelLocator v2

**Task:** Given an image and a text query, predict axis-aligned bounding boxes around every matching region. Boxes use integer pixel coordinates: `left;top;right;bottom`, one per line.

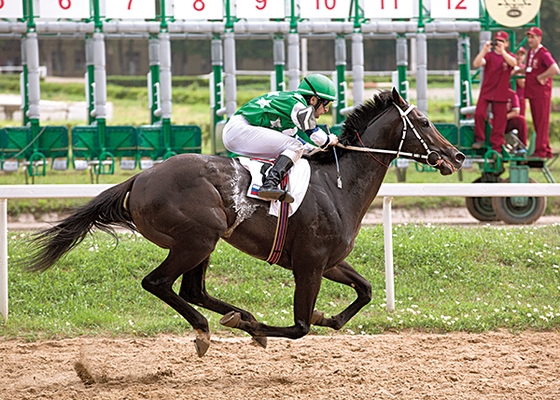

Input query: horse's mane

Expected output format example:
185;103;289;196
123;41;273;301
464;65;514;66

307;90;396;164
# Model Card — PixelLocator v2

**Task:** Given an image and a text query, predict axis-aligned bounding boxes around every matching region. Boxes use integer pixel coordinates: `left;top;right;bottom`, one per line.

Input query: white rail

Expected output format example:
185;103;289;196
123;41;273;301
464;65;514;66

2;183;560;321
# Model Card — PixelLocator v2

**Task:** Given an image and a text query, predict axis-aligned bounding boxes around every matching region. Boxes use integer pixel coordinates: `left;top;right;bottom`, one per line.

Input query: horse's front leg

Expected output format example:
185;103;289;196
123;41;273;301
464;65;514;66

178;257;267;348
312;260;373;330
220;263;324;340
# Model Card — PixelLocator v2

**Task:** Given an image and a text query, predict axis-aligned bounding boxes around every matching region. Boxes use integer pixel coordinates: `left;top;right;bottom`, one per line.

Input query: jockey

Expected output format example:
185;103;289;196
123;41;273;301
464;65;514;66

223;74;338;203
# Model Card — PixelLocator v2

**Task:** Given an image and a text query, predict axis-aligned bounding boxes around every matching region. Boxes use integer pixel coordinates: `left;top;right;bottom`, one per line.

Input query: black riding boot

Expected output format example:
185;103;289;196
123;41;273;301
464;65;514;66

258;155;295;203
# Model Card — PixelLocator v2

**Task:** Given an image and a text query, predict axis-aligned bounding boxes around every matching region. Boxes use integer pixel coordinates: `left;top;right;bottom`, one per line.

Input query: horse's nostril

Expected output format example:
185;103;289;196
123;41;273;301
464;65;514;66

456;152;466;163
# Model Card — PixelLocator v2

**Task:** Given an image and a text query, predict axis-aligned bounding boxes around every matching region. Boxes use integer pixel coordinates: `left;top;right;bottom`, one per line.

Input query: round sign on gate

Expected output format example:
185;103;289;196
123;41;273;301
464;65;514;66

485;0;541;28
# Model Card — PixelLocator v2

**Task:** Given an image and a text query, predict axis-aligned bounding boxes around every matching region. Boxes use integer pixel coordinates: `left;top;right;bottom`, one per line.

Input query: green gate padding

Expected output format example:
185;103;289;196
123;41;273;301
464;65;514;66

2;125;202;172
137;125;162;161
0;127;31;162
106;126;138;159
459;125;475;148
71;125;99;166
72;124;203;171
38;126;70;169
434;123;459;147
0;126;69;172
138;124;202;161
169;125;202;155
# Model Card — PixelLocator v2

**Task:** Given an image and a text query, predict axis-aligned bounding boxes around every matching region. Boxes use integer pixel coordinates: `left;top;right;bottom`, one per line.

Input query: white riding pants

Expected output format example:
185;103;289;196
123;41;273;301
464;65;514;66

223;115;306;163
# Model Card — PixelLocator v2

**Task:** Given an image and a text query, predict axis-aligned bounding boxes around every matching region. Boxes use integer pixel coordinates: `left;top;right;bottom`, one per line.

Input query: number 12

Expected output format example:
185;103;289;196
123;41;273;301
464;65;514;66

448;0;466;10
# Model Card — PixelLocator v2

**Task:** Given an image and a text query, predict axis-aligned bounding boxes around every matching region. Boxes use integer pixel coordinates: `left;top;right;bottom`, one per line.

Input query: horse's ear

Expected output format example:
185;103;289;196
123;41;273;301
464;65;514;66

392;87;405;106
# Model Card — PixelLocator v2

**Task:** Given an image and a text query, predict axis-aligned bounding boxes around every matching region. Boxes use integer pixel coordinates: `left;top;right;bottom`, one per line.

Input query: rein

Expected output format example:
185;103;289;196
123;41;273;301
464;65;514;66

336;102;441;167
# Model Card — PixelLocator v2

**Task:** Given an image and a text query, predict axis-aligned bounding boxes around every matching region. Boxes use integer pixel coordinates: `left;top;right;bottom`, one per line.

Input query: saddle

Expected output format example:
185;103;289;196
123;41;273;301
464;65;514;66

238;157;311;217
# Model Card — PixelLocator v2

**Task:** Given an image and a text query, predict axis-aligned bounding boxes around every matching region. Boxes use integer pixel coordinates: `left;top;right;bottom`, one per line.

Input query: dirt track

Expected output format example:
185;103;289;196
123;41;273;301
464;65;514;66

1;331;559;399
3;211;560;399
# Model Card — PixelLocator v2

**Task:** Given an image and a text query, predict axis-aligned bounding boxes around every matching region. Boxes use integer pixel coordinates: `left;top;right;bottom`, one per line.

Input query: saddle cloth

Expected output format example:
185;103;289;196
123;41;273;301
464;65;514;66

238;157;311;217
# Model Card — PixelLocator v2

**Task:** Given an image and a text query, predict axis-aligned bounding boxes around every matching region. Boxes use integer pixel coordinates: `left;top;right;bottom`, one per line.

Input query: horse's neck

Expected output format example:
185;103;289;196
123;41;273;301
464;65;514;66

338;151;395;220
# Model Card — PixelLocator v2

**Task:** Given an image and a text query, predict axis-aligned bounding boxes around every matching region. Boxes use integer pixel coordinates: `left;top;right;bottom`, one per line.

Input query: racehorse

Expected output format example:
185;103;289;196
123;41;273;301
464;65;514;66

24;89;464;356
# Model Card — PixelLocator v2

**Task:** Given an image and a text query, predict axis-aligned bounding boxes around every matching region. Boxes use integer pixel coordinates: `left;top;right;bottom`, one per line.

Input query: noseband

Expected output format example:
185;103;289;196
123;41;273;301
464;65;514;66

337;102;442;167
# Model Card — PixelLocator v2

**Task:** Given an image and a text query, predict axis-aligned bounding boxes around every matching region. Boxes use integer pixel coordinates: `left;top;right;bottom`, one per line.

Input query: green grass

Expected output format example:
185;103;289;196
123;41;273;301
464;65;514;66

2;225;560;340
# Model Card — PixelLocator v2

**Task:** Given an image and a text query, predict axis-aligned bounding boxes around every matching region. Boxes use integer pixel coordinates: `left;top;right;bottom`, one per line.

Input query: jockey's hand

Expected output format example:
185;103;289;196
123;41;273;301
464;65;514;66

318;133;338;150
327;134;339;147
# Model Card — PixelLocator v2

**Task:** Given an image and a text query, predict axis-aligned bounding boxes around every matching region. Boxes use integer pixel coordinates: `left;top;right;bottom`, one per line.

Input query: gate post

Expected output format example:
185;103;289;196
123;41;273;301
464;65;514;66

20;37;29;126
158;31;173;157
416;33;428;115
458;33;473;109
210;35;226;155
334;34;347;124
351;33;364;106
223;32;237;118
287;2;300;91
148;36;161;125
92;31;107;147
85;38;95;124
90;0;107;158
273;35;286;91
396;34;408;101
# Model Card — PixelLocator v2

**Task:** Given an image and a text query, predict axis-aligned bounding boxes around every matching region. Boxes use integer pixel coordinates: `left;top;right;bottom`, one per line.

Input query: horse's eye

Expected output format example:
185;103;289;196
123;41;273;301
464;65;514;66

421;119;430;127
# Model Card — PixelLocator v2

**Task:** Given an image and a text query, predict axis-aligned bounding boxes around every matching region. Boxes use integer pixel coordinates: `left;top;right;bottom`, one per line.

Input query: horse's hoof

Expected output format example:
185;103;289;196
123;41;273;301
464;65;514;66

251;336;268;349
311;310;325;325
194;333;211;357
220;311;241;328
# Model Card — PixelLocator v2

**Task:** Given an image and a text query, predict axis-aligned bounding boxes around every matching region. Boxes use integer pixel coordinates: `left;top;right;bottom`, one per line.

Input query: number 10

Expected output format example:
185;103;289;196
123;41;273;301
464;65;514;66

316;0;336;10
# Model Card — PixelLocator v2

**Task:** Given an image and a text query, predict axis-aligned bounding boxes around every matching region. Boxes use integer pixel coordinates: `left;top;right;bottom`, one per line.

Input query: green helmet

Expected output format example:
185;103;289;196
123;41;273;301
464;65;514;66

297;74;336;101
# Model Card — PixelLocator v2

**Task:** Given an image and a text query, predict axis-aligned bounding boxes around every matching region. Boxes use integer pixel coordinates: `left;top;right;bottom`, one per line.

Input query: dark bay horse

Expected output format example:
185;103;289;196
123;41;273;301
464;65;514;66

25;89;464;356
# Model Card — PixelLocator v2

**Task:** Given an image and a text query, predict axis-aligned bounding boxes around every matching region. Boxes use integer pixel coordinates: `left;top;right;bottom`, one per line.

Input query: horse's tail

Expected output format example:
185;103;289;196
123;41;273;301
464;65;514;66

24;175;139;273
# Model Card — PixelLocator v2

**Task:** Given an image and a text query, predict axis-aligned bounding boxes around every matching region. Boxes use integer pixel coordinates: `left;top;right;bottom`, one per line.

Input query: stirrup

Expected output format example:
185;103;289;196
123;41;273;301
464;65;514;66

257;187;295;203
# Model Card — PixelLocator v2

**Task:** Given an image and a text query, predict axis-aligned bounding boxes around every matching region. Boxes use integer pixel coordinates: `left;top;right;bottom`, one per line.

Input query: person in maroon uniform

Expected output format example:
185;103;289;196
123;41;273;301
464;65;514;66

523;27;560;158
504;88;528;146
472;31;517;152
512;47;527;117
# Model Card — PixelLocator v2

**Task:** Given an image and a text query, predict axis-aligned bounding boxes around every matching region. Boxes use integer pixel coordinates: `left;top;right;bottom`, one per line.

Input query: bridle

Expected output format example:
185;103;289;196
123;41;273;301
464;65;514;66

336;102;443;167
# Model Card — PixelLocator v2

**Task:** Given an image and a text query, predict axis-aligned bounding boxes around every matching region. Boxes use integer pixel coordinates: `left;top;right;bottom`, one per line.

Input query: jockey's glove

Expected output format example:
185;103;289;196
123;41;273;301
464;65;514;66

306;128;338;149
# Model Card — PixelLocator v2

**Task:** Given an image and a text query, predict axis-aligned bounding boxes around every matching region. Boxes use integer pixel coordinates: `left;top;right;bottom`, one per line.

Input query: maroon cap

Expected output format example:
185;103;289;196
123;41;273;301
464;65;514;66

516;47;526;54
526;27;542;37
494;31;509;41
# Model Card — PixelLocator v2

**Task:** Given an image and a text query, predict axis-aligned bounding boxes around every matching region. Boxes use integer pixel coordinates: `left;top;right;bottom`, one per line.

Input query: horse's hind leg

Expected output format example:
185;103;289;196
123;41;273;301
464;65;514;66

141;249;216;357
178;258;268;348
221;263;324;340
312;260;372;330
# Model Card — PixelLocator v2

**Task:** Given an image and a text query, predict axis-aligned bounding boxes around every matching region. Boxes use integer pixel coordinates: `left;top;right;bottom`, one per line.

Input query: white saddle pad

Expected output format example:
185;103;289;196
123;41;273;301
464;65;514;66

238;157;311;217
